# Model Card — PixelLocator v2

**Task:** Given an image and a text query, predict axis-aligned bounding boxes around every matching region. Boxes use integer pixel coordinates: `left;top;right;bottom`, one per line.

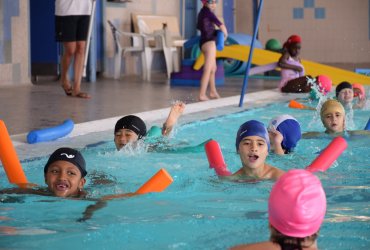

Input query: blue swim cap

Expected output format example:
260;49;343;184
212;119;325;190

235;120;270;152
268;115;301;153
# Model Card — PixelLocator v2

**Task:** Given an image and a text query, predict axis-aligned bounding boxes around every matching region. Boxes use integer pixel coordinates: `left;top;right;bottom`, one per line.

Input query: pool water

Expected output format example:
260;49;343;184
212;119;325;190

0;100;369;249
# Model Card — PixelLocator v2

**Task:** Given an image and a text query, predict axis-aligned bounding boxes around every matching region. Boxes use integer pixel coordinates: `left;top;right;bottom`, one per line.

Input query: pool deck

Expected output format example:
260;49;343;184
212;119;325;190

0;73;299;159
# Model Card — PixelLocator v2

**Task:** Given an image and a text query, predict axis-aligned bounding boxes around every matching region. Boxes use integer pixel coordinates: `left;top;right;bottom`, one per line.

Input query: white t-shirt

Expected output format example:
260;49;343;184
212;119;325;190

55;0;92;16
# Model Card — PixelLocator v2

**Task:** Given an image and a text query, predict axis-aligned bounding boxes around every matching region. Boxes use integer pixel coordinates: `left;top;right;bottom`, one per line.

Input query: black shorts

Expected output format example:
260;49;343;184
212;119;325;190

55;15;90;42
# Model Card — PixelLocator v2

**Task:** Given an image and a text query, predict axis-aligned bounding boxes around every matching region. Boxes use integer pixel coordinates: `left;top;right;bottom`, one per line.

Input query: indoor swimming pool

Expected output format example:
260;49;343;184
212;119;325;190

1;94;369;250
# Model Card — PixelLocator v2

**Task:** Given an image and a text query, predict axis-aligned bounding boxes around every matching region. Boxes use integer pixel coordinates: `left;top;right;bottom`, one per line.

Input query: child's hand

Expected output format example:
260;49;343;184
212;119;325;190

269;128;283;145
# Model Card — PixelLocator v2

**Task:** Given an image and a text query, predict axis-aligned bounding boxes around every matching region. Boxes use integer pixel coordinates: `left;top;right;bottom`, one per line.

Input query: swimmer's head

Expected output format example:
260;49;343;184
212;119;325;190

268;115;301;153
269;169;326;238
201;0;217;5
283;35;301;57
114;115;147;139
235;120;270;152
315;75;332;95
352;83;366;99
114;115;147;150
44;147;87;177
320;99;345;133
320;99;345;118
335;81;352;97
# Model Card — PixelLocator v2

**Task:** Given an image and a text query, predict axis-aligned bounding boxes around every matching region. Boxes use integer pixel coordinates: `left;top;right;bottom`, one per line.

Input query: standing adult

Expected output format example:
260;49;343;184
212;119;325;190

55;0;92;98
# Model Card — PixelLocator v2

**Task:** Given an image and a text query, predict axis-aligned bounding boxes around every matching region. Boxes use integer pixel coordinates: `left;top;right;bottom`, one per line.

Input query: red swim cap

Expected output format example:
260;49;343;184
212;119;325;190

284;35;302;48
352;83;366;98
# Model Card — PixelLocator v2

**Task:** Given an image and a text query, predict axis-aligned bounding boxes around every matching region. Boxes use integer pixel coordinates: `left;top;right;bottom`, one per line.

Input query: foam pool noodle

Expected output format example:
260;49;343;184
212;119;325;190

306;137;347;173
205;140;232;176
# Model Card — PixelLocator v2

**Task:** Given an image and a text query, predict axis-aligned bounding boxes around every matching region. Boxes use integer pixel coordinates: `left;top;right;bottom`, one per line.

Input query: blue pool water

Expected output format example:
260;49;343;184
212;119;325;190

0;99;369;249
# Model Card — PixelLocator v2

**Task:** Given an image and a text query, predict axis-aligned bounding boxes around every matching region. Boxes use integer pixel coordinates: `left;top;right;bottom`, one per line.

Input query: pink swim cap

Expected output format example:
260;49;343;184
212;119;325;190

316;75;332;94
268;169;326;238
352;83;366;98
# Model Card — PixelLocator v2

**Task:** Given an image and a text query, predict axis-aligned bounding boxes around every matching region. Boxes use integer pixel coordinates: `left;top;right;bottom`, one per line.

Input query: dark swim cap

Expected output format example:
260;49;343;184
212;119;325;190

335;81;352;97
114;115;147;139
44;148;87;177
235;120;270;152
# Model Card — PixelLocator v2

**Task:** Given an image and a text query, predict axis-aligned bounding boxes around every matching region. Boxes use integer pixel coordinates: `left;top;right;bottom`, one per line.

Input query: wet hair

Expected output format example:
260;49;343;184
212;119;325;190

270;226;318;250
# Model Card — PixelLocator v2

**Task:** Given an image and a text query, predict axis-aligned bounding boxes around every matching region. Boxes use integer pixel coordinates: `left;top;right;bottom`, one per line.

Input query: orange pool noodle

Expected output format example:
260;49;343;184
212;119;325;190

306;137;347;173
0;120;28;185
289;100;306;109
135;168;173;194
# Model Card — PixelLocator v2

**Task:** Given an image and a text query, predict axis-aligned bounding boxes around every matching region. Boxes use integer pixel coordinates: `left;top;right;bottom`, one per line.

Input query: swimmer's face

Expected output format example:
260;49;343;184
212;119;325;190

114;129;139;150
44;161;85;197
238;136;268;169
321;111;345;134
288;43;301;57
337;88;354;105
206;0;217;10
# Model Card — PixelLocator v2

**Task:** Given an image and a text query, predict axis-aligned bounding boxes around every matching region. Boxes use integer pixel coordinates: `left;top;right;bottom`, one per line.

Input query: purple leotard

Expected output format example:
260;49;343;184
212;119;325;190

279;56;305;89
197;6;222;48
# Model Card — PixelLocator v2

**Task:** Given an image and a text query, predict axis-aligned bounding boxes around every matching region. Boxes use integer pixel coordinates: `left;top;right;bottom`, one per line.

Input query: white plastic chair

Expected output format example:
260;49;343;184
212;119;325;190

107;20;150;80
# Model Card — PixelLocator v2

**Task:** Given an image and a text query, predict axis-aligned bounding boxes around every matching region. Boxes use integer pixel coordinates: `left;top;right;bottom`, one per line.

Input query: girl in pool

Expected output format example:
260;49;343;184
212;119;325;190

278;35;312;93
216;120;284;181
197;0;228;101
231;169;326;250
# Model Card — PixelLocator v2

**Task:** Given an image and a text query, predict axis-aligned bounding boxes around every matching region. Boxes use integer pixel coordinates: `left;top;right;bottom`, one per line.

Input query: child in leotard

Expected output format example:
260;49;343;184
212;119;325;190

197;0;228;101
278;35;312;93
231;169;326;250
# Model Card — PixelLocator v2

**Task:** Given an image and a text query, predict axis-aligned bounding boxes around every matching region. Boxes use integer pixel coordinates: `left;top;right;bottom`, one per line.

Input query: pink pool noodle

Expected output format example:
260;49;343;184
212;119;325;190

306;137;347;173
205;140;232;176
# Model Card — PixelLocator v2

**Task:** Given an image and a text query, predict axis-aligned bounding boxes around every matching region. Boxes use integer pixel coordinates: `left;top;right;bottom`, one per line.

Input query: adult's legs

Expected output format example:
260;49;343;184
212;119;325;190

61;41;76;92
199;41;217;101
72;40;89;97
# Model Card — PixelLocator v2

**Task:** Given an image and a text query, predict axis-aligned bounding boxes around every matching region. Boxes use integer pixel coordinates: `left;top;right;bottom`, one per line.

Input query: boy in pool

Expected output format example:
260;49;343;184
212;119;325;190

230;169;326;250
302;99;370;138
0;147;87;198
114;101;185;150
336;81;366;109
221;120;284;181
268;115;302;155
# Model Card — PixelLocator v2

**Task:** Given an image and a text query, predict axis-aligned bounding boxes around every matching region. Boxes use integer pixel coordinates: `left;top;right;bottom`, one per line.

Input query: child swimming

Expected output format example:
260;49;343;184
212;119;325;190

0;147;87;198
268;115;302;155
231;169;326;250
114;101;185;150
221;120;284;181
336;81;366;109
302;99;370;138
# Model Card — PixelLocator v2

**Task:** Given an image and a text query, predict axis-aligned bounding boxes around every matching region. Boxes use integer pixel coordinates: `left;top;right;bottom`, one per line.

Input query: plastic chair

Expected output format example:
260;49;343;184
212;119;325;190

107;20;147;80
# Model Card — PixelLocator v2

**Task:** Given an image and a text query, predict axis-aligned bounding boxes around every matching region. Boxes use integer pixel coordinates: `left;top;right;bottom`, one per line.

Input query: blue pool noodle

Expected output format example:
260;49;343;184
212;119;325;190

216;30;224;51
27;119;74;144
365;118;370;130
